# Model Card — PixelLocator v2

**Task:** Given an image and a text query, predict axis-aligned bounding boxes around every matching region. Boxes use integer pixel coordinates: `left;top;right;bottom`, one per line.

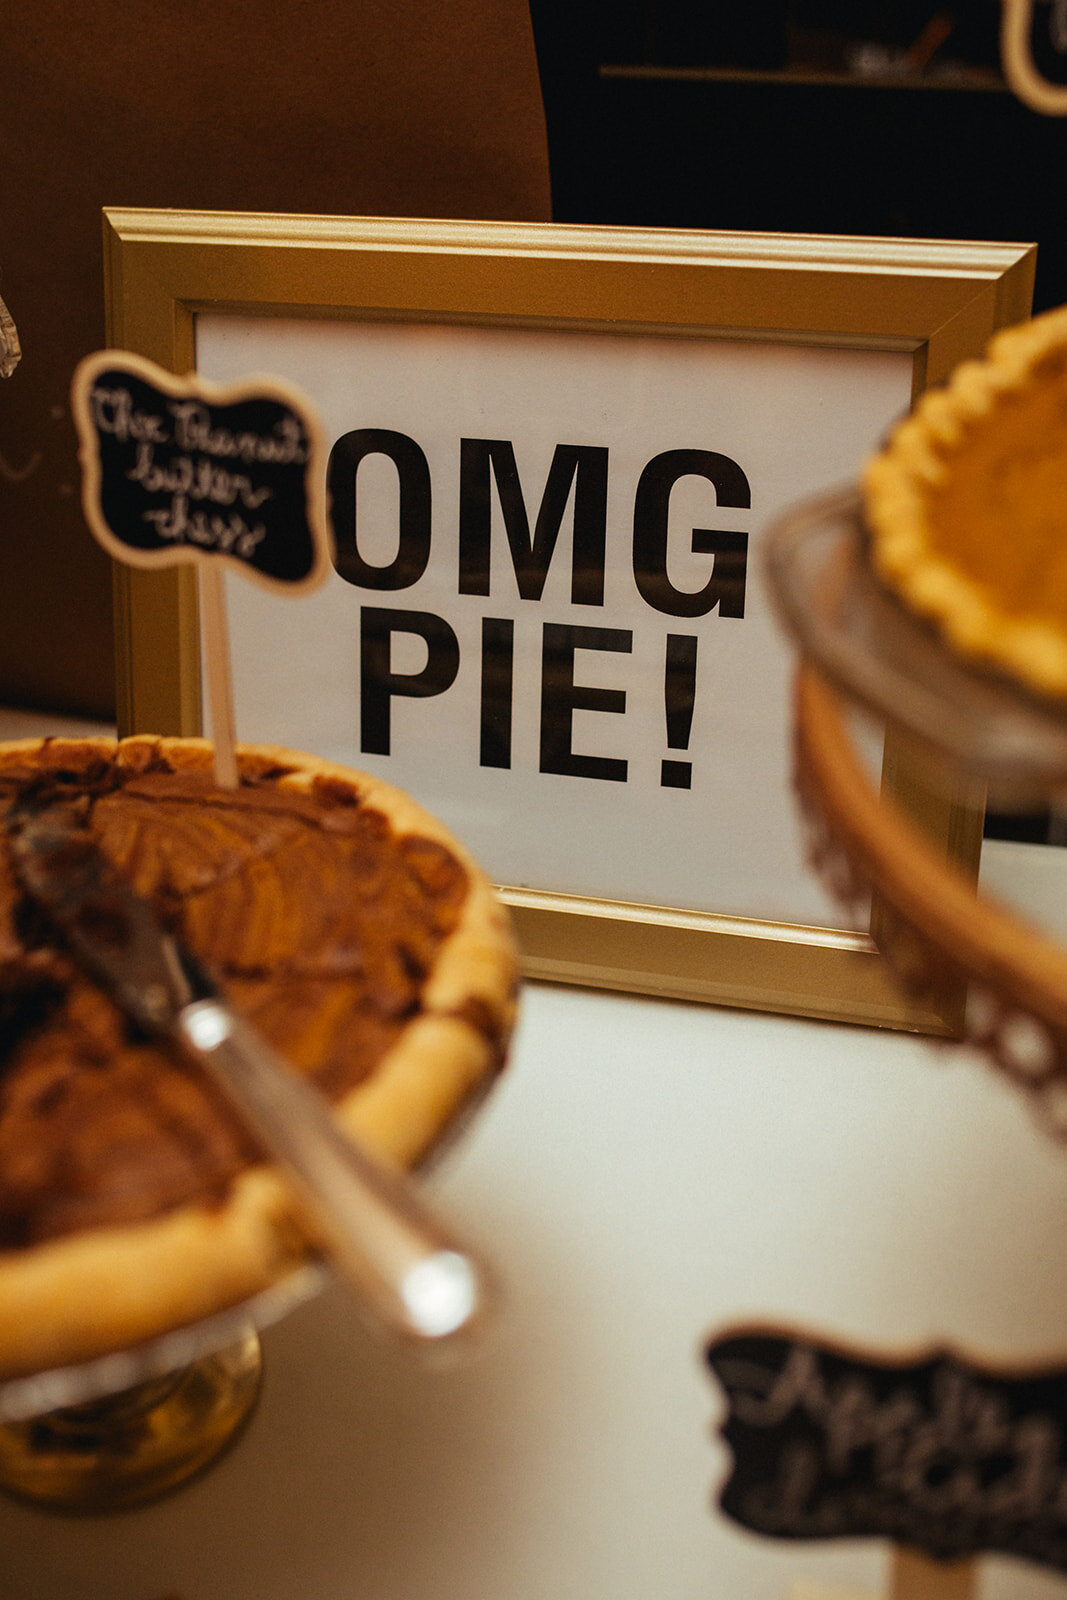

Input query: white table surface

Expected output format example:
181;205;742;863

1;712;1067;1598
3;980;1067;1600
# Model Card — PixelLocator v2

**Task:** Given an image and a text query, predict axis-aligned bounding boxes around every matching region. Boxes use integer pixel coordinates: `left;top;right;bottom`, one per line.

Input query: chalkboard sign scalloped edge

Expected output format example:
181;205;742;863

705;1314;1067;1570
70;348;333;593
706;1316;1067;1389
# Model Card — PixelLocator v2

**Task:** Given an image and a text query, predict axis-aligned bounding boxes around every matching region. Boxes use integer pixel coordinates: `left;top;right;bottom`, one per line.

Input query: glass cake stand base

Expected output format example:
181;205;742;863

764;482;1067;1131
0;1330;262;1513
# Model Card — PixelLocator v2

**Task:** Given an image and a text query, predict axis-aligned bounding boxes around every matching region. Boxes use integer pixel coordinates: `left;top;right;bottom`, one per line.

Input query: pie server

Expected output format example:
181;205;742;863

9;801;496;1354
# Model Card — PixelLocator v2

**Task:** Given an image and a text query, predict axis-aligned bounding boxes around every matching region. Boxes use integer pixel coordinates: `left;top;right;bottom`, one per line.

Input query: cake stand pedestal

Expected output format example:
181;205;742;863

0;1261;322;1512
0;1332;262;1512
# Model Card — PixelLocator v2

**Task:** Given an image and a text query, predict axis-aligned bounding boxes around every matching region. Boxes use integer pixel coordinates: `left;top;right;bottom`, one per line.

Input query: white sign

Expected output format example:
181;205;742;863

198;313;911;928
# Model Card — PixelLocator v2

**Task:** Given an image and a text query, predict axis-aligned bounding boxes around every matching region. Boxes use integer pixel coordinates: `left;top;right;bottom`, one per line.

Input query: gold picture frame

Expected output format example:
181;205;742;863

102;207;1035;1029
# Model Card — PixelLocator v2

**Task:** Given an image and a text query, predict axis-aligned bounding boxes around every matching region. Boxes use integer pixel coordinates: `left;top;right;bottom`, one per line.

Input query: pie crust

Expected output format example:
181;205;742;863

0;735;519;1379
863;303;1067;700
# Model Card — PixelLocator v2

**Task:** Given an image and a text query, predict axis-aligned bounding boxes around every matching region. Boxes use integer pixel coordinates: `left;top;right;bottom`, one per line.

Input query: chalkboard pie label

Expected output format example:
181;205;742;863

71;350;330;590
706;1322;1067;1574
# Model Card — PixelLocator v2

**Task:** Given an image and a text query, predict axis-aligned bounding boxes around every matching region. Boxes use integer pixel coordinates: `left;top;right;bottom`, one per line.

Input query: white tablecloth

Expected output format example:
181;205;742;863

3;979;1067;1600
1;711;1066;1598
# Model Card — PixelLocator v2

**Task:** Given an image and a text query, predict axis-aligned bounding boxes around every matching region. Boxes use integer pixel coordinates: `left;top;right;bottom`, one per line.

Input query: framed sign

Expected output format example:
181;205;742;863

102;209;1035;1027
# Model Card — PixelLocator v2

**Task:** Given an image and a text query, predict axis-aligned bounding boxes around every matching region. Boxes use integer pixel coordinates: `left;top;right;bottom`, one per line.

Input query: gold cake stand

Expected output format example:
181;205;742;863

0;1047;495;1513
0;973;499;1513
0;1260;324;1512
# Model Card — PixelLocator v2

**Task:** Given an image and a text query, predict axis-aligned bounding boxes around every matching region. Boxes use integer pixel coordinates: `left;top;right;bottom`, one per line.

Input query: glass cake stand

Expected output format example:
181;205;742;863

763;486;1067;1137
764;484;1067;808
0;1259;325;1512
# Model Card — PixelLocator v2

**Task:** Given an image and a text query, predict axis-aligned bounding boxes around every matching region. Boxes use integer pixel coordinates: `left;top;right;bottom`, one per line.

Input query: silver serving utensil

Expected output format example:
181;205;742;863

9;800;496;1354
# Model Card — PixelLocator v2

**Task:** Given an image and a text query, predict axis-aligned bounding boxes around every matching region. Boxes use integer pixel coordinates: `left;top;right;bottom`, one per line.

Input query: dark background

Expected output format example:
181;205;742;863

531;1;1067;839
0;1;551;721
531;0;1067;314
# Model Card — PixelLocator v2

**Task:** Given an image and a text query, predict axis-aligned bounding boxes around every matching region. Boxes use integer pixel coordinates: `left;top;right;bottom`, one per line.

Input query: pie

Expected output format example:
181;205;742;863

863;303;1067;700
0;734;519;1378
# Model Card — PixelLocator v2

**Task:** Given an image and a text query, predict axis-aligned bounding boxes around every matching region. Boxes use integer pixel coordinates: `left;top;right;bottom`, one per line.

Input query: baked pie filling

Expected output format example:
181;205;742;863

0;735;518;1376
864;304;1067;700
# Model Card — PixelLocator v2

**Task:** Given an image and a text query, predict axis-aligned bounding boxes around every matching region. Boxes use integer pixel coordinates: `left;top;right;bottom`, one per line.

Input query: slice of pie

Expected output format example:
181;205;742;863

0;735;519;1379
863;303;1067;701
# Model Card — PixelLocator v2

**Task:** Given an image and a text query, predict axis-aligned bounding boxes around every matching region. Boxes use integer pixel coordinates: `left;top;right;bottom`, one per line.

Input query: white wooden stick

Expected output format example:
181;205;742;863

197;565;239;789
790;1551;977;1600
890;1550;975;1600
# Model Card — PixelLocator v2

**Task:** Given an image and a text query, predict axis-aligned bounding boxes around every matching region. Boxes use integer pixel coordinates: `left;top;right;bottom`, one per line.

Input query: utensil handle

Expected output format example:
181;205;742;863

175;1000;495;1352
